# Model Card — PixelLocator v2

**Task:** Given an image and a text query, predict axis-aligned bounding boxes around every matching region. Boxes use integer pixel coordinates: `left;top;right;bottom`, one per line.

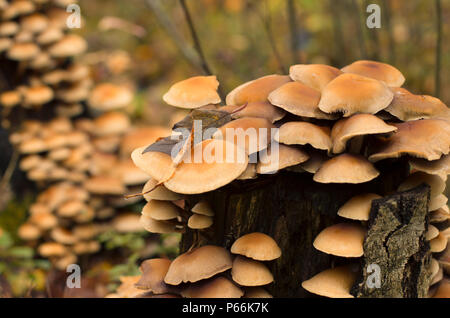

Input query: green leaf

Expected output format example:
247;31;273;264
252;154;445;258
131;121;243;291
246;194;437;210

7;246;34;258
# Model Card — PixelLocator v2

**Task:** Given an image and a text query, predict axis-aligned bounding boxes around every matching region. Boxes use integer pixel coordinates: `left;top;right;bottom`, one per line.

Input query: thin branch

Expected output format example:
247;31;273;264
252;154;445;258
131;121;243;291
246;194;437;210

381;0;395;64
0;148;18;195
435;0;442;98
352;0;367;60
287;0;301;65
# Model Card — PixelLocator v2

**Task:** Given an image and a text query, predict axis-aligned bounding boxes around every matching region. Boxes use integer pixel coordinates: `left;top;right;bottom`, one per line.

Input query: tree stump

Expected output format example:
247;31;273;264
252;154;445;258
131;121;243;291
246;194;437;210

180;159;432;297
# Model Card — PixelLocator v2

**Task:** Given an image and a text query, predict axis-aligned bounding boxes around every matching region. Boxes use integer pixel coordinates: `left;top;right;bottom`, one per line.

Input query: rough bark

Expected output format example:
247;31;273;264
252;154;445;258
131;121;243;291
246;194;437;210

180;159;431;297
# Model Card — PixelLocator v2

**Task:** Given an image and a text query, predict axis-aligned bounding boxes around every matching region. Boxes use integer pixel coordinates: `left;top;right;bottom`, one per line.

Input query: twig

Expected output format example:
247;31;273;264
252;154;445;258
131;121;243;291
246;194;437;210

352;0;367;60
381;0;395;64
0;148;18;198
435;0;442;98
287;0;301;65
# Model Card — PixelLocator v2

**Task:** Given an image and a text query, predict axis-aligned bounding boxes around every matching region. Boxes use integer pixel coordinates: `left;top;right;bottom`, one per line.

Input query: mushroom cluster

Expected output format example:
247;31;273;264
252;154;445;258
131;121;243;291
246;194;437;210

0;0;93;122
108;232;280;298
129;59;449;297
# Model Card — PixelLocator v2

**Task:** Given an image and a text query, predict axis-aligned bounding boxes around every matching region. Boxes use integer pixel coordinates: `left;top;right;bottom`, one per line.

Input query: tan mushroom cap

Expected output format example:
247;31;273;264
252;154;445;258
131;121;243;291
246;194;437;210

426;225;440;241
432;279;450;298
54;253;78;271
331;114;397;154
429;206;449;223
369;119;450;162
83;176;126;195
341;60;405;87
181;276;243;298
337;193;382;221
88;83;133;111
191;200;214;216
0;37;12;52
164;245;233;285
142;178;183;201
268;81;336;120
213;117;275;154
114;275;144;298
231;232;281;261
0;90;21;107
256;144;309;174
430;233;448;253
131;146;174;182
48;34;87;57
140;214;180;234
429;194;448;211
318;73;394;117
313;223;366;257
409;155;450;181
385;88;450;121
120;126;171;157
50;227;77;245
220;101;286;123
7;42;40;60
18;223;41;240
237;163;257;180
398;172;445;198
29;212;58;230
57;200;86;218
0;21;19;36
38;242;68;257
300;150;328;174
135;258;173;294
116;159;149;186
314;154;379;184
20;13;48;33
142;200;180;221
72;241;101;255
301;265;358;298
289;64;342;91
19;154;42;171
188;214;213;230
226;74;291;105
93;111;130;136
231;256;274;286
243;287;273;298
275;121;332;151
23;85;54;105
164;139;249;194
111;213;143;233
36;27;63;45
163;76;221;109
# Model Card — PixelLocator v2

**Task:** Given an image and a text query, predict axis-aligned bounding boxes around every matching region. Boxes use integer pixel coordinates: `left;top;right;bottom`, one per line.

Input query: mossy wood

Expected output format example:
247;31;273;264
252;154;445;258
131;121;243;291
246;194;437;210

181;159;432;297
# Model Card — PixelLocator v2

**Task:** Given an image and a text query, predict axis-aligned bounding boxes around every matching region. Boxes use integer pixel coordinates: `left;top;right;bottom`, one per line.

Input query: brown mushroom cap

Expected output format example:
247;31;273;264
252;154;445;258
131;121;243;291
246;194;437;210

430;206;450;223
164;139;249;194
163;76;221;109
430;233;448;253
409;155;450;181
38;242;67;257
164;245;233;285
20;13;48;33
299;150;328;174
337;193;382;221
48;34;87;57
385;88;450;121
220;101;286;123
135;258;174;294
341;60;405;87
313;223;366;257
226;74;291;105
231;232;281;261
289;64;342;91
275;121;332;151
429;194;448;211
301;265;358;298
0;21;19;36
50;227;78;245
188;214;213;230
426;225;440;241
191;200;214;216
243;287;273;298
23;85;54;106
112;213;143;233
318;73;394;117
256;144;309;174
331;114;397;154
7;42;40;60
93;111;130;136
142;200;180;221
115;276;144;298
139;214;180;234
432;279;450;298
18;223;41;240
314;154;379;184
88;83;133;112
142;178;183;201
29;212;58;230
369;119;450;162
131;146;174;182
83;176;126;195
231;256;274;286
0;90;21;107
36;27;63;45
268;81;336;119
120;126;171;157
398;171;445;198
181;276;243;298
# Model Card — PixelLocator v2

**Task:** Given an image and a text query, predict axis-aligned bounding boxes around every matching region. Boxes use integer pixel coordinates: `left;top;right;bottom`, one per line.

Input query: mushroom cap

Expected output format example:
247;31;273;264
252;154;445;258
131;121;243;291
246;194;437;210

0;21;19;36
220;101;286;123
111;213;143;233
23;86;54;105
93;111;130;136
142;200;180;221
301;265;358;298
243;287;273;298
430;233;448;253
188;214;213;229
57;200;86;218
213;117;275;154
275;121;332;151
135;258;174;294
164;245;233;285
369;119;450;162
230;232;281;261
142;178;183;201
50;227;78;245
341;60;405;87
19;154;42;170
318;73;394;117
289;64;342;91
20;13;48;33
36;27;63;45
83;176;126;195
409;155;450;181
29;212;58;230
163;76;221;109
0;90;21;107
237;163;257;180
231;256;274;286
191;200;214;216
337;193;382;221
131;146;174;182
38;242;67;257
385;88;450;121
300;150;328;173
48;34;87;57
139;214;180;234
164;139;249;194
115;276;144;298
429;206;450;223
313;223;366;257
226;74;291;105
429;194;448;211
88;83;133;111
432;279;450;298
181;276;243;298
18;223;41;240
314;154;379;184
120;126;171;157
268;81;337;119
398;171;445;198
426;225;440;241
72;240;101;255
256;144;309;174
7;42;40;60
331;114;397;154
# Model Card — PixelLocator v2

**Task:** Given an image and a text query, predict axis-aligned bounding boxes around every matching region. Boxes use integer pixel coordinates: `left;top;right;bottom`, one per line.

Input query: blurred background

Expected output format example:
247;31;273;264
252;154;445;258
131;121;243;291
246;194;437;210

0;0;448;297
